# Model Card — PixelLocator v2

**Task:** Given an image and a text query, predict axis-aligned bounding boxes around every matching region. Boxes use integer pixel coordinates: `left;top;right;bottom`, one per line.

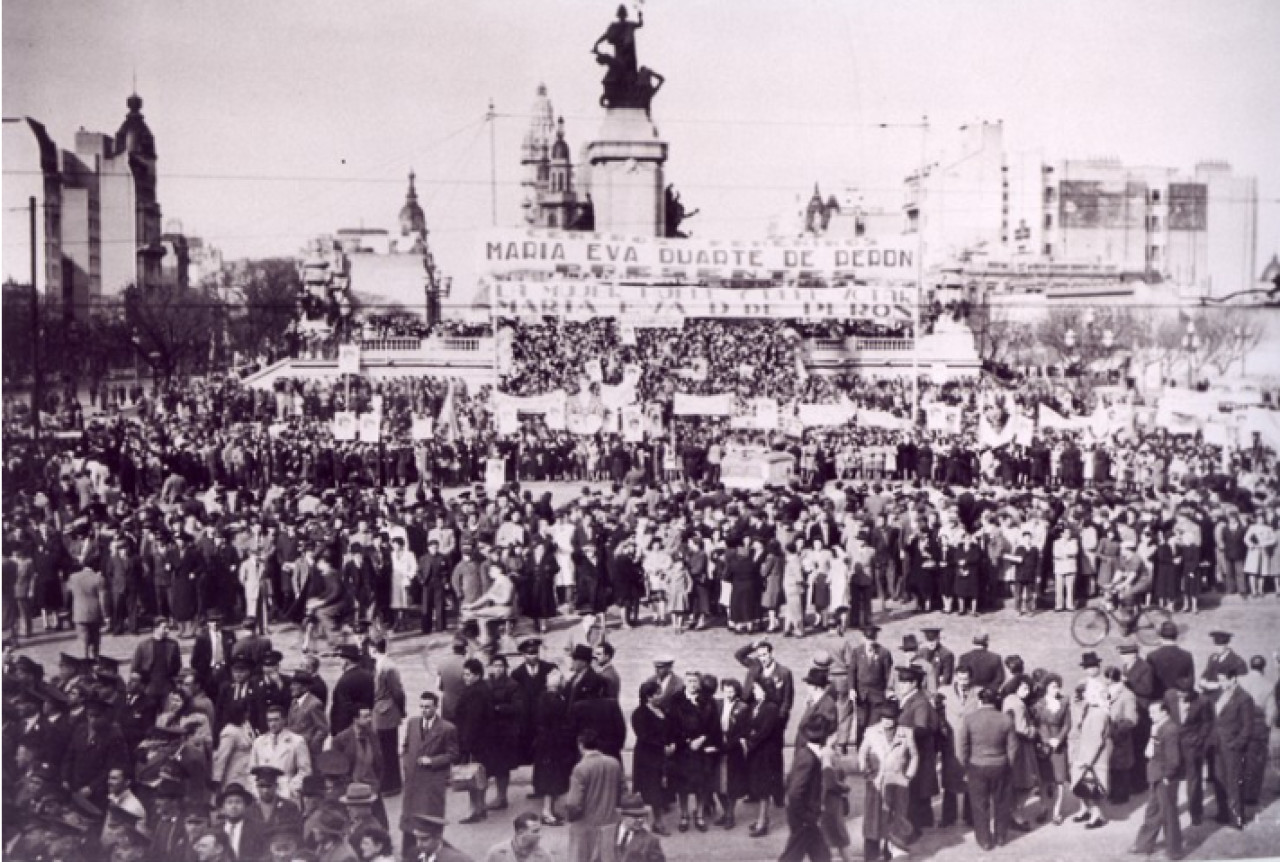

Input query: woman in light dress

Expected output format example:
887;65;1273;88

1243;510;1276;598
1068;678;1112;829
782;541;807;638
644;537;674;625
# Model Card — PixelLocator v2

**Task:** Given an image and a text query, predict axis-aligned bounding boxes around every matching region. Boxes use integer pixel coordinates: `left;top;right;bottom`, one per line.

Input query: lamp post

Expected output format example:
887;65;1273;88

1182;320;1201;387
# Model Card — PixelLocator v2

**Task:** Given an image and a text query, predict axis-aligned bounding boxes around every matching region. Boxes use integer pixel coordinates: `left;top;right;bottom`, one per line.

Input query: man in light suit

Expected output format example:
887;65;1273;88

401;690;460;856
564;728;626;862
65;562;109;660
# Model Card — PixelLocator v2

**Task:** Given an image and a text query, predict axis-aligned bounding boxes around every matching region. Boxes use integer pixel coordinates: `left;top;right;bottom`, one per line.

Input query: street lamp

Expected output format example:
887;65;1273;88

1182;320;1201;386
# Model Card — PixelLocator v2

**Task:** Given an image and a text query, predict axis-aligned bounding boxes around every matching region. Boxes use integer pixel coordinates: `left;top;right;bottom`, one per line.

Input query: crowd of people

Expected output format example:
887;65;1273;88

3;310;1280;862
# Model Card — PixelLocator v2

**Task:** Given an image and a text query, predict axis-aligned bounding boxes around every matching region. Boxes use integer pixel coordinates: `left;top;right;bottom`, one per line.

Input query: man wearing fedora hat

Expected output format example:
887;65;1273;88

795;666;838;749
331;644;375;738
613;793;665;862
220;781;267;861
779;713;833;862
896;665;941;831
407;813;473;862
313;807;359;862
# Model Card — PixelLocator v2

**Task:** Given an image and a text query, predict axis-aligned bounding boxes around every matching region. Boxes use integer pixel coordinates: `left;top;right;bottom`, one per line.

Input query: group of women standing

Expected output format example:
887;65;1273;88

630;673;785;837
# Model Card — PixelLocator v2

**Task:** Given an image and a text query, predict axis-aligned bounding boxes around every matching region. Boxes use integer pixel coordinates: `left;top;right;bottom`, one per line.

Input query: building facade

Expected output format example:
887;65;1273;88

520;84;589;230
2;94;178;317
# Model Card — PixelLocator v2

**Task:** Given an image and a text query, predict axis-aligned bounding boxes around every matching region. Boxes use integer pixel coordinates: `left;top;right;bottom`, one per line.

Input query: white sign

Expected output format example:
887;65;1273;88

337;344;361;375
622;405;646;441
412;415;435;441
358;413;381;443
485;458;506;494
333;411;358;441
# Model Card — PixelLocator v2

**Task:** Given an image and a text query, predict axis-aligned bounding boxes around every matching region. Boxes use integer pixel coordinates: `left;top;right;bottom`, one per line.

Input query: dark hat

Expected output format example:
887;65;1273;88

802;668;829;688
618;793;648;818
315;749;351;778
896;665;924;683
1209;631;1232;645
407;813;447;837
518;638;543;655
314;808;350;836
972;632;990;646
95;656;120;676
332;644;362;662
262;650;283;667
339;781;377;805
1158;621;1179;640
1080;651;1102;669
901;634;920;653
218;782;253;805
266;821;303;846
862;625;881;638
289;669;313;684
300;775;325;797
1117;641;1140;656
876;701;900;721
58;652;81;667
570;644;594;663
921;627;942;639
230;656;254;672
250;765;284;783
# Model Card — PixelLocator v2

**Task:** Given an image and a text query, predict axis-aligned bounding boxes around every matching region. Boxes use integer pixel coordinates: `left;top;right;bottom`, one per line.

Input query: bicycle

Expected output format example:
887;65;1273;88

1070;598;1172;647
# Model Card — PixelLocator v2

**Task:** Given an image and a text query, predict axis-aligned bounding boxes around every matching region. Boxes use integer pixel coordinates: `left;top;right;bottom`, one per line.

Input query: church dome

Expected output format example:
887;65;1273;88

115;92;156;158
399;170;427;237
521;83;556;163
550;117;571;161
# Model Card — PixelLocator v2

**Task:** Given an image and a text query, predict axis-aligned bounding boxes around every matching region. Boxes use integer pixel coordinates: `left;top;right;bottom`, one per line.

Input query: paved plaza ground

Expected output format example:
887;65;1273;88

8;486;1280;861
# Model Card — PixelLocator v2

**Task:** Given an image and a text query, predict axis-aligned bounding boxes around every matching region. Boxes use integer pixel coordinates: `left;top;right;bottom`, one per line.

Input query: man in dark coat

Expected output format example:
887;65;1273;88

130;617;182;704
1164;685;1213;825
1210;667;1254;829
330;644;375;737
417;538;451;634
735;639;796;724
453;658;494;823
1146;621;1195;700
215;657;264;733
848;626;893;744
957;632;1005;697
400;692;460;856
778;714;831;862
62;698;131;810
896;666;941;830
1130;699;1183;858
511;638;558;765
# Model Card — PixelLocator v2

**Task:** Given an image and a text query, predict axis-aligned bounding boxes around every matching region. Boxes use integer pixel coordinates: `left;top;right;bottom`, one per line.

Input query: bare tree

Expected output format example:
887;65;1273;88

1195;307;1266;377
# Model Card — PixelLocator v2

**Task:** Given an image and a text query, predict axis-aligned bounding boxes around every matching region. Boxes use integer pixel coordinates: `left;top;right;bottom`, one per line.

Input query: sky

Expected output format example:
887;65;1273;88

4;0;1280;309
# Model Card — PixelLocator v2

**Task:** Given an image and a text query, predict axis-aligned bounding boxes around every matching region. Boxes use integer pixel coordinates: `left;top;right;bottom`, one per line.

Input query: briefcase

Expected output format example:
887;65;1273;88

450;761;487;792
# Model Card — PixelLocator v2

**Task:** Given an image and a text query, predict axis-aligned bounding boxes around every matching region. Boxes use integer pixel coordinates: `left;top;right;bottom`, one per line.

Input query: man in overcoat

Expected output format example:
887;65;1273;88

401;691;460;855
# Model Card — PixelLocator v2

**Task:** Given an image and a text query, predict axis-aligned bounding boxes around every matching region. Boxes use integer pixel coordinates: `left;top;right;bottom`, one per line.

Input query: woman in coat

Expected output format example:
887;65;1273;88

482;656;524;811
742;680;785;837
1069;678;1112;829
1094;526;1121;592
609;538;644;629
531;668;576;825
210;700;254;792
686;536;714;630
715;678;751;830
665;671;720;831
760;541;785;633
858;700;918;861
632;679;674;834
1031;673;1071;824
1243;510;1276;598
1000;675;1040;829
522;539;559;634
781;543;806;638
1104;666;1138;805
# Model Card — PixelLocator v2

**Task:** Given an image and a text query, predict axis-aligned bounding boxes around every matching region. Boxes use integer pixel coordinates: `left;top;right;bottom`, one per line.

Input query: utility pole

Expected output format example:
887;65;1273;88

487;99;498;227
911;117;929;425
29;196;42;442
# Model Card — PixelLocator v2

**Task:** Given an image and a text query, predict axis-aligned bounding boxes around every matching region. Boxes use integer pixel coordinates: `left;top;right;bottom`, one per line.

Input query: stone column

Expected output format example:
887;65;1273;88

584;108;668;237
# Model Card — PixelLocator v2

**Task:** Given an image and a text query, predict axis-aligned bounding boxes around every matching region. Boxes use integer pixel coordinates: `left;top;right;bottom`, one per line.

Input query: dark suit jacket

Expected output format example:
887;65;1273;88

566;667;607;708
288;692;330;760
225;816;266;862
330;667;375;736
1164;689;1213;757
618;828;666;862
1214;686;1254;753
957;648;1006;696
1146;719;1182;783
849;643;895;706
332;724;386;790
735;645;796;720
1147;645;1195;699
785;743;824;826
1124;657;1157;707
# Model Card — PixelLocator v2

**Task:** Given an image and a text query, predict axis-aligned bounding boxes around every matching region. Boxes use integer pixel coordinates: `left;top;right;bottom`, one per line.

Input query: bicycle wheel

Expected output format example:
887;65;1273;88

1071;607;1109;647
1135;607;1171;647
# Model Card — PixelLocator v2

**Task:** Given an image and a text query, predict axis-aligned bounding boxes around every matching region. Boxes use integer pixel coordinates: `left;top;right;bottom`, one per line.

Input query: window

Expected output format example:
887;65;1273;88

1151;189;1161;203
1043;243;1053;256
1044;213;1053;229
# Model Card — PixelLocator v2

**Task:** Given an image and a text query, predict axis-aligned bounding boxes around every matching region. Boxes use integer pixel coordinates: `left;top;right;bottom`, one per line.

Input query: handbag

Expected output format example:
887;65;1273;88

1072;765;1105;802
449;761;487;793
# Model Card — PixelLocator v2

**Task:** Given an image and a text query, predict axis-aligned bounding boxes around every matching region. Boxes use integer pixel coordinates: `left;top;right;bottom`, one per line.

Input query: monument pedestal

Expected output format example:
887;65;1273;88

585;108;668;236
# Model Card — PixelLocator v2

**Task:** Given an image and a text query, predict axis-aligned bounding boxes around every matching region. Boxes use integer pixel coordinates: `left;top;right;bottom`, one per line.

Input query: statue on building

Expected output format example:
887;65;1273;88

664;185;698;238
592;4;662;112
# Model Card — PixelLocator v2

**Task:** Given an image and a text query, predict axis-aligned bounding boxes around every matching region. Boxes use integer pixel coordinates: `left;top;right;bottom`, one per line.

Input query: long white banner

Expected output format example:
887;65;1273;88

488;280;915;323
482;230;918;280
